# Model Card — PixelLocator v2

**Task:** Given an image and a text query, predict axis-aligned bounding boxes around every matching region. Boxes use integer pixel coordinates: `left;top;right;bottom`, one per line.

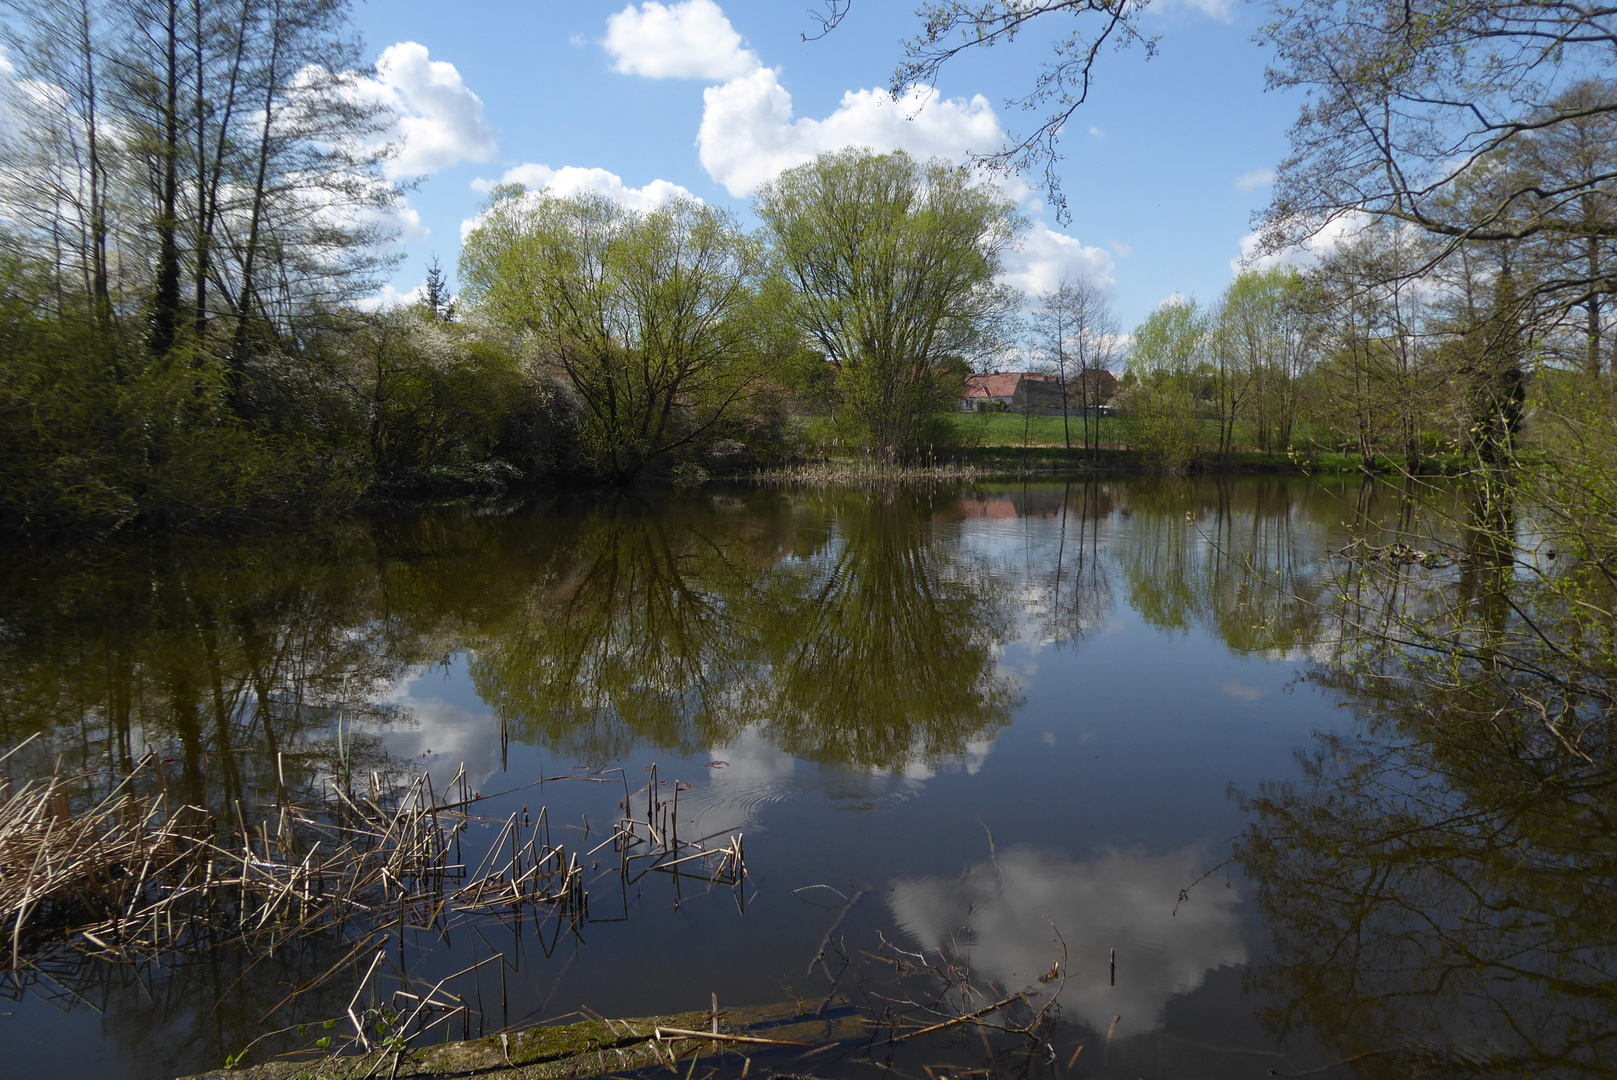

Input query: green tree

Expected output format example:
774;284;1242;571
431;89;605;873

419;254;453;322
1512;81;1617;378
0;0;413;530
1303;223;1441;465
1253;0;1617;377
460;189;769;480
1216;267;1314;454
754;148;1023;454
1119;299;1204;470
0;0;402;370
338;307;569;490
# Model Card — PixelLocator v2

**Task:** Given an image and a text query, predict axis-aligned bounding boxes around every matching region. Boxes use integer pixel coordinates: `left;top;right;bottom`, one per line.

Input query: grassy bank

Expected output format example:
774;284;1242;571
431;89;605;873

760;443;1458;482
781;413;1476;480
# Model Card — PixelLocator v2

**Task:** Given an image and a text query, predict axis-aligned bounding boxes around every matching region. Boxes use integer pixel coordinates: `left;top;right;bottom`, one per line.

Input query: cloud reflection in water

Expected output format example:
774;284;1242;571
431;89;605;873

888;847;1245;1033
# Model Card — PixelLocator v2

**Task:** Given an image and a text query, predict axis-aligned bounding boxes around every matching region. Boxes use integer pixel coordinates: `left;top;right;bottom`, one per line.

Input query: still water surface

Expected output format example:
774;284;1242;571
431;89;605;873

0;478;1598;1079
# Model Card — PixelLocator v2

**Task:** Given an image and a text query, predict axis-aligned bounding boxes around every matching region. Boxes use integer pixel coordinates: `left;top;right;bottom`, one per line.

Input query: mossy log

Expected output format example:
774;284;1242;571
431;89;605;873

180;1001;870;1080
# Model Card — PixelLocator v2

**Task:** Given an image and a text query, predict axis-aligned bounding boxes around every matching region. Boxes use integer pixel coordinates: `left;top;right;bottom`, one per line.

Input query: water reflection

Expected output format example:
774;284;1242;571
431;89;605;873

1237;482;1617;1078
470;490;1020;770
0;478;1388;790
890;846;1246;1034
0;525;429;814
0;489;1036;800
1238;720;1617;1076
1117;478;1346;656
0;475;1458;1080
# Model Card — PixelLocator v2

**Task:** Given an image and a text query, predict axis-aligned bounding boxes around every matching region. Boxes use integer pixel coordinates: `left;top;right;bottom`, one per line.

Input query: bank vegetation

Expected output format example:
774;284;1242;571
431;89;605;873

3;0;1616;538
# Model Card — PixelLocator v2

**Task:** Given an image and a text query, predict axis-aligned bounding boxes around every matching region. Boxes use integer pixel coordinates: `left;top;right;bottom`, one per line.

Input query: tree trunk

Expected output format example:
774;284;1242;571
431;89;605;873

78;0;111;332
1058;358;1071;451
201;0;250;322
230;0;281;397
151;0;182;358
192;0;207;339
1587;237;1602;379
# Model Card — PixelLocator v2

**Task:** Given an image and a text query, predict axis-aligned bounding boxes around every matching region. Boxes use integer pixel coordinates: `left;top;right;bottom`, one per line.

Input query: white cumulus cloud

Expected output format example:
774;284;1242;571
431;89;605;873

698;71;1003;196
358;283;427;312
600;0;1121;310
1232;212;1371;274
462;163;699;238
370;42;498;179
1000;225;1118;299
604;0;760;81
1151;0;1237;22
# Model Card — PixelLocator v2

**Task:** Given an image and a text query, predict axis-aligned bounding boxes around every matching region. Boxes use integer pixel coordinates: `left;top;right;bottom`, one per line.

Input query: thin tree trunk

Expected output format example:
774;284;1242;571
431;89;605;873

1059;358;1071;451
151;0;182;357
1587;237;1602;379
230;0;281;391
192;0;207;338
201;0;249;319
77;0;111;331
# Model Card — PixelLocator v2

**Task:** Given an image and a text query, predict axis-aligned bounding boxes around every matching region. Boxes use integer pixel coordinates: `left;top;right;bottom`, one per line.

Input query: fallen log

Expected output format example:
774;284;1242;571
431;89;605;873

179;1001;871;1080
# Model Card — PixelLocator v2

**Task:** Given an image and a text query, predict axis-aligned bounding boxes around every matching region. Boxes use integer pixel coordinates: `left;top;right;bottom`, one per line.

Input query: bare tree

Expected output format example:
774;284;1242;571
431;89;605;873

1031;276;1119;460
1;0;402;385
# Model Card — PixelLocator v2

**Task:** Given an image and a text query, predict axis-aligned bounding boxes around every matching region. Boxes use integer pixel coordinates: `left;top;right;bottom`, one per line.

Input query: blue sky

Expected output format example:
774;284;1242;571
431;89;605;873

350;0;1303;331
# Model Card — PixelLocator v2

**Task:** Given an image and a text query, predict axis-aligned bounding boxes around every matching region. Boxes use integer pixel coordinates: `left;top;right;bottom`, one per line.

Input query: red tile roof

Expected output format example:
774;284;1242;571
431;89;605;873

963;372;1059;399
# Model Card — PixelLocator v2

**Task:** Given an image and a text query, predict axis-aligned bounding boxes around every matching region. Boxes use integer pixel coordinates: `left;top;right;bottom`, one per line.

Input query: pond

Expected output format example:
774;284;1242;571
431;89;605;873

0;477;1607;1079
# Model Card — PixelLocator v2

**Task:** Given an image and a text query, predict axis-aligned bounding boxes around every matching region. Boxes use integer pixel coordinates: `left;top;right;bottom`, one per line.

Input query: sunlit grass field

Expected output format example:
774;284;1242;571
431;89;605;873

794;411;1454;472
946;412;1132;447
796;412;1131;449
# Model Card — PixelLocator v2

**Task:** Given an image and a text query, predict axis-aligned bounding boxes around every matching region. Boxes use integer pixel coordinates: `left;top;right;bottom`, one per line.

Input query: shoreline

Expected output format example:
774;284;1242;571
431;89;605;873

0;451;1468;546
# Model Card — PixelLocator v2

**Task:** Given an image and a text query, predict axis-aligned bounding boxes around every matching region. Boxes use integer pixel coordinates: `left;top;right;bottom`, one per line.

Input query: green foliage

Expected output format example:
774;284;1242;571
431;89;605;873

338;308;580;491
1215;267;1314;453
458;489;1018;769
1119;379;1200;472
0;256;360;532
755;148;1024;454
1118;300;1205;471
460;189;771;480
0;248;584;533
1128;298;1205;377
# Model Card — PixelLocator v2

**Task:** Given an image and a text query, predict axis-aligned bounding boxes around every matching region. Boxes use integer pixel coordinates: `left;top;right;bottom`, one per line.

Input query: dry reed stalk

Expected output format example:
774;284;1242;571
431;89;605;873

2;743;750;1067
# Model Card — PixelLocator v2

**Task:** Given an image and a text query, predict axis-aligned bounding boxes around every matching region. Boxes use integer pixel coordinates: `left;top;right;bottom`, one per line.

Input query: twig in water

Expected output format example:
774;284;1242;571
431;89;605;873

806;889;866;978
892;993;1027;1043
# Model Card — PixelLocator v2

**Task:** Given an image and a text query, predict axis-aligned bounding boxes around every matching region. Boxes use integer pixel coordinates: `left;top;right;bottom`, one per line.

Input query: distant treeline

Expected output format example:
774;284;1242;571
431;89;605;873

4;0;1615;534
0;0;1024;533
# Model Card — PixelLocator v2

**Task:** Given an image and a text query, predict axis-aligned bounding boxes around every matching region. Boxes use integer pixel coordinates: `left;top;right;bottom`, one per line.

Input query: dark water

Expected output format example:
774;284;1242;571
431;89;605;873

0;477;1605;1079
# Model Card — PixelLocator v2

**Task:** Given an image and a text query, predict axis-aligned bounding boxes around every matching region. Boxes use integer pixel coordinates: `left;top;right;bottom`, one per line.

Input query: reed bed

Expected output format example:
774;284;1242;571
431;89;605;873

0;749;745;983
757;459;987;487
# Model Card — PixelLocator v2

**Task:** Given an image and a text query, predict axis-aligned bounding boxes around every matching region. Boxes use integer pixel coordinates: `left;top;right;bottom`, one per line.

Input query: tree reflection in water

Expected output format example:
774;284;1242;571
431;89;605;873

0;488;1032;797
0;476;1445;1080
1237;484;1617;1078
0;489;1033;1074
469;488;1020;771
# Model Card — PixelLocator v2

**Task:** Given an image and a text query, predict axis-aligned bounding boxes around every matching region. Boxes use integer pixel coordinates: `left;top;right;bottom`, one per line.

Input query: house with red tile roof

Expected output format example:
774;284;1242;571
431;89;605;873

962;371;1115;413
